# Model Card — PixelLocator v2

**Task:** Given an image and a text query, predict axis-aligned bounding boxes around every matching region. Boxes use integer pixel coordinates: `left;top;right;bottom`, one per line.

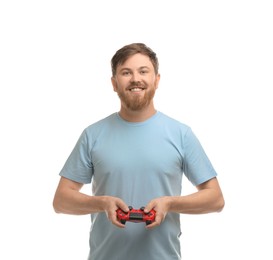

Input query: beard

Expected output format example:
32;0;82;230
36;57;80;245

117;83;156;111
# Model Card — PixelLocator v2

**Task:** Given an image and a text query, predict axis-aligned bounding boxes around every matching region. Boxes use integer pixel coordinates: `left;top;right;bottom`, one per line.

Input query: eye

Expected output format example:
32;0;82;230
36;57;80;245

140;70;148;75
122;71;131;76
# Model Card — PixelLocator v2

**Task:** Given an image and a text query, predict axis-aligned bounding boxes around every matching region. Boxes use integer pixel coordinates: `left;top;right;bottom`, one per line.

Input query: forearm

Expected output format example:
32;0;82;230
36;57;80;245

167;188;224;214
53;189;108;215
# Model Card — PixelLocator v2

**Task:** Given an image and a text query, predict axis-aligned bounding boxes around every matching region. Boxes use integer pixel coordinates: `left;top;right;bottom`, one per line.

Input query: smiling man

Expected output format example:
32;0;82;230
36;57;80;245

111;52;159;116
53;43;225;260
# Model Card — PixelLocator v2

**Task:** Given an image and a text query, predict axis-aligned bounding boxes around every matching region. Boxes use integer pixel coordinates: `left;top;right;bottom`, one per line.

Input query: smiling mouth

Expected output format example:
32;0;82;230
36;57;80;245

129;87;145;92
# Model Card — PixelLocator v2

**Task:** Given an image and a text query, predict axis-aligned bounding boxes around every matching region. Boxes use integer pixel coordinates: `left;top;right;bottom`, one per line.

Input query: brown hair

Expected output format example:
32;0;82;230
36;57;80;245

111;43;159;76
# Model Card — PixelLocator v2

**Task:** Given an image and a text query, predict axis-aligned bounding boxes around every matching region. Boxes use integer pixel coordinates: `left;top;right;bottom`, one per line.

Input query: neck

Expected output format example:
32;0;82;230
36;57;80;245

118;103;157;122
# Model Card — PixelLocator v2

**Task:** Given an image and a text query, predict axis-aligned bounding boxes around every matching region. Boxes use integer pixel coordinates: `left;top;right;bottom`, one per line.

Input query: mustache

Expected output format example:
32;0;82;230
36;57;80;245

126;81;146;90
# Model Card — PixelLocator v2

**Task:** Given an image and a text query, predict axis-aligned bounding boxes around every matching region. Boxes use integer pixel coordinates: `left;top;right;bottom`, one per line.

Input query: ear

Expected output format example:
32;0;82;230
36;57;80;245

155;74;161;89
111;77;118;92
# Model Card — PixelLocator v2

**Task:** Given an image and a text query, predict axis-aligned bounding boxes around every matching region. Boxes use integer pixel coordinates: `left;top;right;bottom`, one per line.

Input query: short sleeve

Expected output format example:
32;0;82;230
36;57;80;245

59;130;93;184
183;128;217;186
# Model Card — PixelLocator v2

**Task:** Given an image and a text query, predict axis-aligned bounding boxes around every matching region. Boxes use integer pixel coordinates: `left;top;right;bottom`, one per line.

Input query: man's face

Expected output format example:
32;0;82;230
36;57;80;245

111;53;160;111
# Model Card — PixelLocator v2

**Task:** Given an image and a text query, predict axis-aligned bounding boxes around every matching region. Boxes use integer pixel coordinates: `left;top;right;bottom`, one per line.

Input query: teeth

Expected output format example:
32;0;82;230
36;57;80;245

130;88;143;92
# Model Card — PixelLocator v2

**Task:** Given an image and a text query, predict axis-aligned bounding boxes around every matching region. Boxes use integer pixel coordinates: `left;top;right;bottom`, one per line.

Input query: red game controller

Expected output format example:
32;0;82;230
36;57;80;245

116;206;156;225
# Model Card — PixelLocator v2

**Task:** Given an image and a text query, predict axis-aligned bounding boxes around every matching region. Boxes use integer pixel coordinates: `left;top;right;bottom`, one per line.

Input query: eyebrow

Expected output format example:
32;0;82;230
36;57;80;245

120;66;151;71
139;66;150;70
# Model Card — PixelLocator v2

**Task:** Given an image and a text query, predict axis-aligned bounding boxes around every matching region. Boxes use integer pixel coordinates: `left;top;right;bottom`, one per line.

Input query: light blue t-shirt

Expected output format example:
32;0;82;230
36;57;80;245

59;111;217;260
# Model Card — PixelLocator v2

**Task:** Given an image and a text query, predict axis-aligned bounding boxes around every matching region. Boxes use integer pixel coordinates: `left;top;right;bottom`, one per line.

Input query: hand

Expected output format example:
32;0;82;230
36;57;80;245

144;197;171;229
102;196;129;228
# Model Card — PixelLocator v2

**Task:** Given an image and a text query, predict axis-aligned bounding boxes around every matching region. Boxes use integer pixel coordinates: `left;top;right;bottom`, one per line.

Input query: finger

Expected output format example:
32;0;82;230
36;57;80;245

144;201;155;213
145;214;162;229
112;219;126;228
145;220;160;229
116;200;129;212
108;211;126;228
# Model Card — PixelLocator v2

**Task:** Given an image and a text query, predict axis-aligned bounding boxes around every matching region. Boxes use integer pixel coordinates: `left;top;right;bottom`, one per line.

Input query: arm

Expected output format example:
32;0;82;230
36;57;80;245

145;177;225;229
53;176;129;228
168;177;225;214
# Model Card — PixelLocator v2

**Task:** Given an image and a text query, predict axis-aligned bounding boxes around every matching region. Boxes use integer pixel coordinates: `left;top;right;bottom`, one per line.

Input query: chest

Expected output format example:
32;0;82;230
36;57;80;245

91;127;183;176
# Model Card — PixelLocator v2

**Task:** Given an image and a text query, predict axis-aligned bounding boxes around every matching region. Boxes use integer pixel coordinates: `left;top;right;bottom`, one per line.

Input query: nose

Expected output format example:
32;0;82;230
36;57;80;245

130;72;141;83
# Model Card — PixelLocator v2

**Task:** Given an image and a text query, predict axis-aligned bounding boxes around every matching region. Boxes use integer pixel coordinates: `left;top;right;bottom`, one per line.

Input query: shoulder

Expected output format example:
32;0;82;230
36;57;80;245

155;112;196;147
85;113;116;131
78;113;117;142
157;111;191;132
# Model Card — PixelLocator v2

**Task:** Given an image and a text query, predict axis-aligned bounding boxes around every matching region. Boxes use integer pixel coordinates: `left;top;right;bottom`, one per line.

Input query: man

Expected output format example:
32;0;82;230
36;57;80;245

53;43;225;260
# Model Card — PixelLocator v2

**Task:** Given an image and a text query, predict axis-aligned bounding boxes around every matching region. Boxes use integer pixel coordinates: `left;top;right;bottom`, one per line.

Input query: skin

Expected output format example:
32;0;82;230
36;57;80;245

111;53;160;122
53;53;225;229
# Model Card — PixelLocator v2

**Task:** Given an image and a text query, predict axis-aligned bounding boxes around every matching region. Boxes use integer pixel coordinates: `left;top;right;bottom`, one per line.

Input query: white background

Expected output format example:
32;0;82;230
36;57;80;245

0;0;272;259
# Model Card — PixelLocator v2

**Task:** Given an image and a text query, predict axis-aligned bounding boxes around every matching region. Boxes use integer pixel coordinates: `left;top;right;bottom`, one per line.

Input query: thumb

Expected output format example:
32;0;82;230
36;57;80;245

144;201;155;213
117;200;129;212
